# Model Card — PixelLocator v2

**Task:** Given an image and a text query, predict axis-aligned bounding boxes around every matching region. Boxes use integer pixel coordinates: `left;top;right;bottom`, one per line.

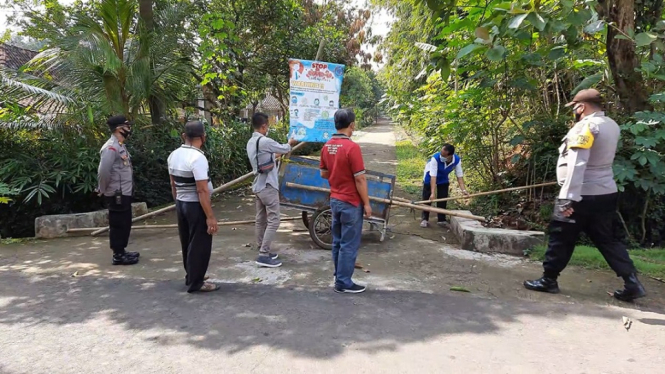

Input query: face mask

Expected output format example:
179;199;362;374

573;106;583;122
120;128;132;139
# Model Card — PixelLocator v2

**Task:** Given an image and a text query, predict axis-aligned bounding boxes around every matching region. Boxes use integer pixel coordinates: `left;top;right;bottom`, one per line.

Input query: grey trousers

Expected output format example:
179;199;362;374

255;186;281;255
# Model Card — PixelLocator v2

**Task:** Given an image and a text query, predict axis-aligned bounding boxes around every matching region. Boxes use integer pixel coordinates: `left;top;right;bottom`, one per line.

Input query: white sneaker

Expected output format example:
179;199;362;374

437;221;450;228
420;220;429;228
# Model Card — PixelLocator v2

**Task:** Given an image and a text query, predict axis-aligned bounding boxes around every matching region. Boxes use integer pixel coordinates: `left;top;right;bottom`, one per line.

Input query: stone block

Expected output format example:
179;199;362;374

34;202;148;239
450;210;545;256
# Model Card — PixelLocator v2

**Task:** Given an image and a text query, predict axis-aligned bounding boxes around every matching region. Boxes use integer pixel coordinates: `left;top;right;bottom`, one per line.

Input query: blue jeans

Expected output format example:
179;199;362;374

330;198;364;289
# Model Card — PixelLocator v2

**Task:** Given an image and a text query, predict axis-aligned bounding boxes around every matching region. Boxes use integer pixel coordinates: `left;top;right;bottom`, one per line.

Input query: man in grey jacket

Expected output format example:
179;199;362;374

524;89;646;302
97;115;139;265
246;113;297;268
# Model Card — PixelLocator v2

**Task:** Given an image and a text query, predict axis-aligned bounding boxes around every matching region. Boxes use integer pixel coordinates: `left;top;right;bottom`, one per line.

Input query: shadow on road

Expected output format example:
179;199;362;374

0;271;637;360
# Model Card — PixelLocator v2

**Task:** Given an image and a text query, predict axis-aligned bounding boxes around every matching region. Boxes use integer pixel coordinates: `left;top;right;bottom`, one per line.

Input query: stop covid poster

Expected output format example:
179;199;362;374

288;59;345;142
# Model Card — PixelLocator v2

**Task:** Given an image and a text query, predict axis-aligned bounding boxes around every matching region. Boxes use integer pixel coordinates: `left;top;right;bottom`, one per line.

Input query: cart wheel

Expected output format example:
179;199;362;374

301;211;310;230
309;207;333;250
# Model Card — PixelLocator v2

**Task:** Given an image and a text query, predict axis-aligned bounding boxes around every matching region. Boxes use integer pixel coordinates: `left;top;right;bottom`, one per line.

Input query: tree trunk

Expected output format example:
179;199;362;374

201;85;215;125
139;0;166;124
139;0;154;31
599;0;650;113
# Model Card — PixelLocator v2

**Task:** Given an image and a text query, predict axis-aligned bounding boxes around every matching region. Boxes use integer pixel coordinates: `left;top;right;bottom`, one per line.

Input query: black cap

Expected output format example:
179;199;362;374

185;120;205;138
107;115;133;131
565;88;603;107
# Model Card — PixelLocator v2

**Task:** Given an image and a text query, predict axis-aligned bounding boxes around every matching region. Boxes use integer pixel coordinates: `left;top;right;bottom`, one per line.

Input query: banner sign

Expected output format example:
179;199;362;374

288;59;345;142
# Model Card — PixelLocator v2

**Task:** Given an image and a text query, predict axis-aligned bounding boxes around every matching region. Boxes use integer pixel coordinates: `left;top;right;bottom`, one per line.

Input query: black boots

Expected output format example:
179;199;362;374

524;276;560;294
112;252;139;265
614;273;647;302
524;273;647;302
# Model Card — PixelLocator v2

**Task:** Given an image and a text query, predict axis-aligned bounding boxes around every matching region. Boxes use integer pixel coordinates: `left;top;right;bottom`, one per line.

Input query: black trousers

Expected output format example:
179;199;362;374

105;196;132;255
543;193;636;278
176;200;213;293
421;183;450;222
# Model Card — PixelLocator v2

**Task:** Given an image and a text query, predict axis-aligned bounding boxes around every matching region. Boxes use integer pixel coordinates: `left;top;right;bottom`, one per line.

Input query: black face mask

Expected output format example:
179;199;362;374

573;106;583;123
119;128;132;139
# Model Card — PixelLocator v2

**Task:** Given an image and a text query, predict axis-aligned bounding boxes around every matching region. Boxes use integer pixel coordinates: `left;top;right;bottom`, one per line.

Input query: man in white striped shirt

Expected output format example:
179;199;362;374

168;121;219;293
420;144;468;228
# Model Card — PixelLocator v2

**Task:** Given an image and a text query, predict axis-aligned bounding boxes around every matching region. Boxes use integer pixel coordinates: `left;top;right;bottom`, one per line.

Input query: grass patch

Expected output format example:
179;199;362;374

395;140;426;196
0;237;40;245
529;245;665;279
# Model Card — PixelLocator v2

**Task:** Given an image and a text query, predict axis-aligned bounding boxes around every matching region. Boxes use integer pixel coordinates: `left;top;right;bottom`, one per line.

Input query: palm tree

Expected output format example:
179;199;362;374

1;0;194;123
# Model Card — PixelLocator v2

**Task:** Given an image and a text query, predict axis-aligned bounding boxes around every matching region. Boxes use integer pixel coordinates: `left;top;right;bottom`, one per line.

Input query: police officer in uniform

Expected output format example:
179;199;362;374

97;115;140;265
524;89;646;302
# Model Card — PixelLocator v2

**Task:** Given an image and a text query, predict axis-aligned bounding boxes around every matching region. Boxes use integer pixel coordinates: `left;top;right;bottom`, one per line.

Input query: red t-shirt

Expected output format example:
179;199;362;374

319;134;366;206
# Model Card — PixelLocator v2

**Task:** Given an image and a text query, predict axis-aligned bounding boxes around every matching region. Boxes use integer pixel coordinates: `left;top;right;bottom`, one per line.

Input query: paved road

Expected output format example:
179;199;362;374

1;120;664;374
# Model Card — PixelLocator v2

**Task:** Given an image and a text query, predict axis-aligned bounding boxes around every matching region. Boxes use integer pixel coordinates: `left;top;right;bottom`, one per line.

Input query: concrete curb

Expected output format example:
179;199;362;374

34;203;149;239
450;210;545;256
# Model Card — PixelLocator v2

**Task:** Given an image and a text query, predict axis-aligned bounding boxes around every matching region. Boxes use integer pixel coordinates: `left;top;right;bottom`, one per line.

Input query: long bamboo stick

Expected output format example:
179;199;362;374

413;181;558;205
90;142;309;236
285;182;486;222
71;216;302;233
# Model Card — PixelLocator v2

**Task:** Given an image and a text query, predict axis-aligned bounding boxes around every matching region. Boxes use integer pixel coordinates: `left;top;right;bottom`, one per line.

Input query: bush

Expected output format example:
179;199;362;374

0;118;254;238
0;123;106;237
0;116;321;238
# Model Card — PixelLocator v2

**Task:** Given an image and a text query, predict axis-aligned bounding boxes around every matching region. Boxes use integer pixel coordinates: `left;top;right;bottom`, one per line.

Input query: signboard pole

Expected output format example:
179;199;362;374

315;39;326;61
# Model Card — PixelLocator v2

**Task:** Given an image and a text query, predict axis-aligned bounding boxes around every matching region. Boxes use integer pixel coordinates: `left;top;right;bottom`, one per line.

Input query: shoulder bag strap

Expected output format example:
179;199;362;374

255;136;262;170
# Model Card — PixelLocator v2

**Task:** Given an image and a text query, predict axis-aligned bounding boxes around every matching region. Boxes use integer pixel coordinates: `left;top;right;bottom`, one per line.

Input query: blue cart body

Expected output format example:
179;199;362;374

278;156;395;244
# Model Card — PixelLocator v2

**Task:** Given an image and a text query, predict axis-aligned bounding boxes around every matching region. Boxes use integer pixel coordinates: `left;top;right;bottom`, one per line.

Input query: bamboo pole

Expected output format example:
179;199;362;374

315;39;326;61
71;216;302;233
390;196;413;203
90;142;309;236
413;181;558;205
285;182;486;222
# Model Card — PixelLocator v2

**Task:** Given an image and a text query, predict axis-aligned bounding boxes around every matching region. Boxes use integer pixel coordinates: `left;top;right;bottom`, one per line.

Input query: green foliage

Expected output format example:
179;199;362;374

196;0;373;118
0;118;107;237
376;0;665;245
340;67;384;128
0;183;19;204
0;125;102;205
3;0;197;119
0;117;255;238
0;0;374;238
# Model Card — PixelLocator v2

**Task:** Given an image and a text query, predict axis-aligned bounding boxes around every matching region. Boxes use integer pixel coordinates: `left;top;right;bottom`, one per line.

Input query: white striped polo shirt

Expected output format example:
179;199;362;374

167;145;213;202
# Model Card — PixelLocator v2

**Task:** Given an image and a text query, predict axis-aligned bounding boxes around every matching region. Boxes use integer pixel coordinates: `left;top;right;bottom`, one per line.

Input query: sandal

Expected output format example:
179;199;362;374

196;282;220;292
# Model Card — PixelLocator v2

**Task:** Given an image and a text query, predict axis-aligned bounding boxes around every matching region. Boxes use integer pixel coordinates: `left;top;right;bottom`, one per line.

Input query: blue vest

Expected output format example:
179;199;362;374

424;153;460;185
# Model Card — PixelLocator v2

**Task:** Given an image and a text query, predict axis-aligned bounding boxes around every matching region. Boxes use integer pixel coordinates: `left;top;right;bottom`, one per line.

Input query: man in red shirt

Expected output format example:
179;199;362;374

320;109;372;294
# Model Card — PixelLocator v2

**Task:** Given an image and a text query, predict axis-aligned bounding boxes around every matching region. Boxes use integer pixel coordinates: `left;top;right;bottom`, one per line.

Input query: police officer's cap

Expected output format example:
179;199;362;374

565;89;603;107
185;120;205;138
107;115;134;131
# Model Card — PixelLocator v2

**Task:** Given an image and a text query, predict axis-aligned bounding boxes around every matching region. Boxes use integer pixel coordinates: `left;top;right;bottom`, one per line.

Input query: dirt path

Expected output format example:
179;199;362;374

1;120;664;373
